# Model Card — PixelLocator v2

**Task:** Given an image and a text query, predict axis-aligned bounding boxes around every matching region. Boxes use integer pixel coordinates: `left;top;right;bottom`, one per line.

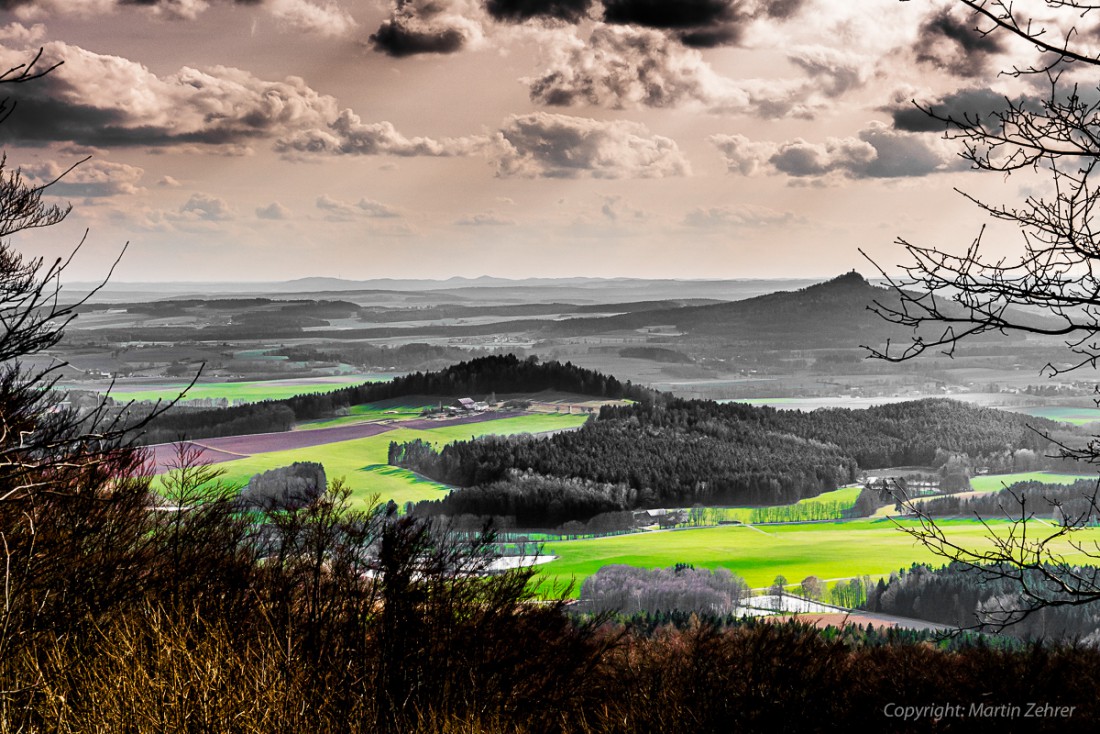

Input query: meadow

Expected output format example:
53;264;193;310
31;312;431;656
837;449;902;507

968;471;1095;493
537;518;1100;595
1011;405;1100;425
169;412;589;509
96;375;392;404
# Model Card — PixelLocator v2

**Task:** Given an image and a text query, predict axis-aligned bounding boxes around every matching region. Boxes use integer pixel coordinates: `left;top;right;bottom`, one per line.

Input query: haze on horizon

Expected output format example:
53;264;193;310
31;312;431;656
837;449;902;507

0;0;1052;283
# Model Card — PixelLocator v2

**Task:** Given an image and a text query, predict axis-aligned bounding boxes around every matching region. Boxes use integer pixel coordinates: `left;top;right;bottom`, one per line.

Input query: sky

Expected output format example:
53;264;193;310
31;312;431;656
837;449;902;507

0;0;1079;282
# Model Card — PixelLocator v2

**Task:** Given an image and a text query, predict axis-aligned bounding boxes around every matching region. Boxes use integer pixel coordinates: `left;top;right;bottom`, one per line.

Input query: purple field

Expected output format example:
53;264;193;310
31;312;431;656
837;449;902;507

146;411;523;473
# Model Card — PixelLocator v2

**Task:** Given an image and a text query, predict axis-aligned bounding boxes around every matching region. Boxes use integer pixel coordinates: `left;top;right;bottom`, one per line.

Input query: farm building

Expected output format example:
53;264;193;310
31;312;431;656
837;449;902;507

453;397;490;413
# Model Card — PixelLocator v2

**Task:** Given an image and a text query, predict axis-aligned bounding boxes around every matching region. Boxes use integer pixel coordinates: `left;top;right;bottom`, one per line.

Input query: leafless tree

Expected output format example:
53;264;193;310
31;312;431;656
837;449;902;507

865;0;1100;629
0;50;193;661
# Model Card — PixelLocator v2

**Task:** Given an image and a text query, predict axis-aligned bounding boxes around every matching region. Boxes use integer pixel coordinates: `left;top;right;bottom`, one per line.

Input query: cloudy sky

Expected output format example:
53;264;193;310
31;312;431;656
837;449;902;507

0;0;1070;282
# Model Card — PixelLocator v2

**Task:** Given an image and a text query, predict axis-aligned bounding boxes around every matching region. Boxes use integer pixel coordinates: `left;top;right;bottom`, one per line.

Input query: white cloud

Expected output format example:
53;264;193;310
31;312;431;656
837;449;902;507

268;0;357;38
710;122;964;181
684;204;796;228
276;109;484;158
24;158;145;197
256;201;292;219
494;112;689;179
316;194;401;220
175;192;236;221
0;22;46;45
455;212;515;226
526;25;871;118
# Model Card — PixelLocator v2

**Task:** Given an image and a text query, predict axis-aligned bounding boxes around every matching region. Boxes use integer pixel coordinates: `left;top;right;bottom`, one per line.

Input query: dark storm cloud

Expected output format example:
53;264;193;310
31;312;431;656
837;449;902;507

369;0;481;57
370;20;467;56
915;8;1005;77
762;0;804;20
600;0;806;48
888;87;1010;132
602;0;731;29
484;0;592;23
117;0;263;6
677;26;739;48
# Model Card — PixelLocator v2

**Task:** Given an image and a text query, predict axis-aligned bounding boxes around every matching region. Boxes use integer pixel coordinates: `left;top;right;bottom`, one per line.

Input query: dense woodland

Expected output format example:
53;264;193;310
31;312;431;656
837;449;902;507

863;563;1100;643
401;398;1072;526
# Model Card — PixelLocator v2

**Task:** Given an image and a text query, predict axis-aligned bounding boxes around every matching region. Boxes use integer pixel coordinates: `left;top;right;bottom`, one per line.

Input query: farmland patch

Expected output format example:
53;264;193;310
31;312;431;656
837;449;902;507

537;518;1100;596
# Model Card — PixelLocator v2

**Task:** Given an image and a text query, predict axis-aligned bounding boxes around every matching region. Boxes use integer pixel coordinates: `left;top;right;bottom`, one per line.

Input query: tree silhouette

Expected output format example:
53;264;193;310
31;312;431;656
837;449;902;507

865;0;1100;629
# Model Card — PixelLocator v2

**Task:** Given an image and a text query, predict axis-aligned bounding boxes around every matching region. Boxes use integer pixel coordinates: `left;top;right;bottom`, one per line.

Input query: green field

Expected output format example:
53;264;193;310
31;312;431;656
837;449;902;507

713;485;862;523
178;412;589;510
969;471;1095;493
1012;406;1100;425
92;375;392;404
537;518;1100;595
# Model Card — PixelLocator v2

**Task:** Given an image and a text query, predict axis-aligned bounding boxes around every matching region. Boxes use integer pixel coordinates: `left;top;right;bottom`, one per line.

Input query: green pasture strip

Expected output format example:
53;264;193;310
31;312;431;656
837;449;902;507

1012;406;1100;425
96;375;388;404
793;485;862;508
535;518;1100;597
712;485;863;524
969;472;1096;493
159;412;589;508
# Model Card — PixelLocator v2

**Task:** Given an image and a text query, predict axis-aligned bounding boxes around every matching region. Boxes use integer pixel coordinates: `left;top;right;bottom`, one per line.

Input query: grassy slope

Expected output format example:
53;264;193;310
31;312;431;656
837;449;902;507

185;412;589;510
969;471;1095;493
538;518;1100;596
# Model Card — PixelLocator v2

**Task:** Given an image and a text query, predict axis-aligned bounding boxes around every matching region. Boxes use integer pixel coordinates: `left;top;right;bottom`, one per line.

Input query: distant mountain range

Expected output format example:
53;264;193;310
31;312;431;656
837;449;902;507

65;276;836;305
546;271;1056;349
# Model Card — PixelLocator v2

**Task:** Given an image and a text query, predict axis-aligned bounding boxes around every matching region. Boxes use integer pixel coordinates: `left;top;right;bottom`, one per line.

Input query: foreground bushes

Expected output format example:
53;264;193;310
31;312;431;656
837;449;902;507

6;606;1100;733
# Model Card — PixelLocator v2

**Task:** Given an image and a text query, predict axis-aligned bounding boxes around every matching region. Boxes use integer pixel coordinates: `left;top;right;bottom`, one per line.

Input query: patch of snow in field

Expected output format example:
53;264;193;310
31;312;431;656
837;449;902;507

739;595;839;615
487;555;558;571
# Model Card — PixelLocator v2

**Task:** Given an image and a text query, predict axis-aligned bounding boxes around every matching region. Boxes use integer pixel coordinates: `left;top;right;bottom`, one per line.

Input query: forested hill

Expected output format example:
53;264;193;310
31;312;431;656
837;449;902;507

401;398;1074;525
139;355;659;444
545;271;1053;348
598;398;1065;469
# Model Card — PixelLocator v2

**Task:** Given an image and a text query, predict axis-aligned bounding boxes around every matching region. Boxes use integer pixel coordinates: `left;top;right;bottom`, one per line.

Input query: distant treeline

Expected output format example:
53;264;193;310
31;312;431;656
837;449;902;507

269;342;502;370
401;398;1069;526
141;403;297;445
140;355;656;444
916;479;1100;524
863;562;1100;643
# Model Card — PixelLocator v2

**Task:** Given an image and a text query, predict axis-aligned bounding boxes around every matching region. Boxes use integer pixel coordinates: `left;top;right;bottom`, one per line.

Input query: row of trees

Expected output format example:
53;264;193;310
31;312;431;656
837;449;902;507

577;564;750;617
917;479;1100;525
